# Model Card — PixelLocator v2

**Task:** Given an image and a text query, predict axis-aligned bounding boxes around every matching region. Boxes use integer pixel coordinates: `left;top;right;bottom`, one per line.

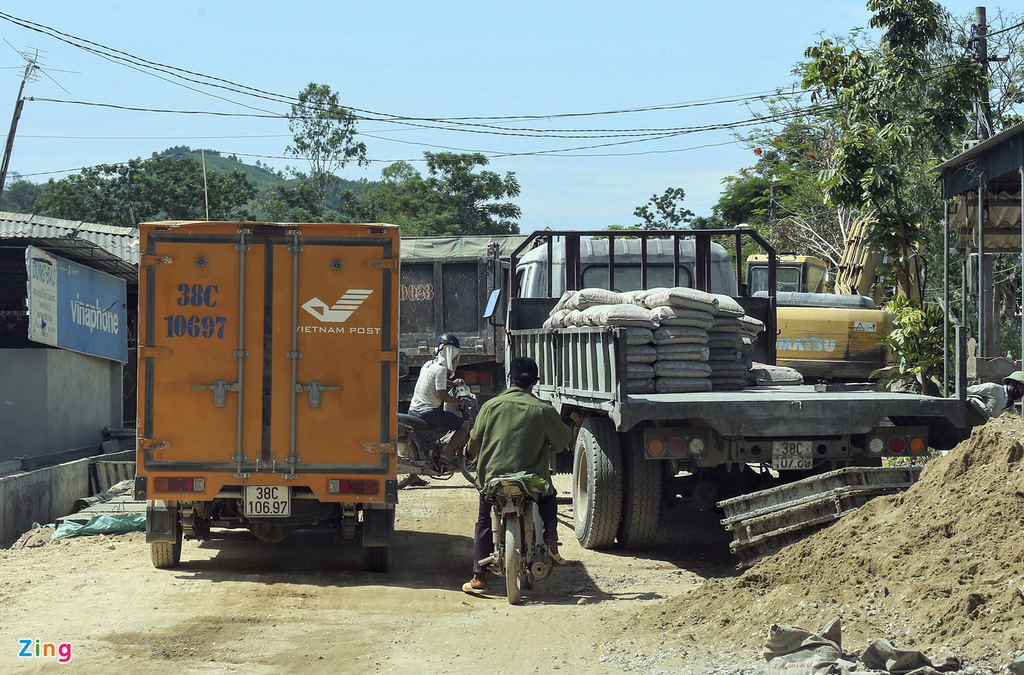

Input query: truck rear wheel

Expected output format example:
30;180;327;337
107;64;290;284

618;432;662;549
150;527;182;569
572;417;622;549
363;545;392;573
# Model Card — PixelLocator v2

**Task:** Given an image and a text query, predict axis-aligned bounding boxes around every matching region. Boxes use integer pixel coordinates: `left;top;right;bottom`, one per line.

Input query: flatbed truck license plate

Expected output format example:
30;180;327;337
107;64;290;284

772;441;813;470
244;486;291;517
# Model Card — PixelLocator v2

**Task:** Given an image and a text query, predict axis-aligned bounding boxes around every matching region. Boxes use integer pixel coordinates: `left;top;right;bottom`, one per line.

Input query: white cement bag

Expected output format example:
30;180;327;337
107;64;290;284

655;377;713;393
642;287;718;313
654;361;712;378
650;306;714;329
739;315;765;334
653;326;709;345
553;290;577;313
543;309;571;329
655;343;710;362
580;304;659;329
708;293;745;317
567;288;624;310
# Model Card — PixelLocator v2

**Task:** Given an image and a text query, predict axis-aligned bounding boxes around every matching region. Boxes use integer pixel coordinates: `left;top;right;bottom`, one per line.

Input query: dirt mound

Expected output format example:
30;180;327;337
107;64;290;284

637;414;1024;668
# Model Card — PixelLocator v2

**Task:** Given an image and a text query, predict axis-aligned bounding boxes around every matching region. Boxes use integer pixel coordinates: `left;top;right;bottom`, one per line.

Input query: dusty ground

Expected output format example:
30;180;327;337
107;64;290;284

1;475;755;674
5;416;1022;674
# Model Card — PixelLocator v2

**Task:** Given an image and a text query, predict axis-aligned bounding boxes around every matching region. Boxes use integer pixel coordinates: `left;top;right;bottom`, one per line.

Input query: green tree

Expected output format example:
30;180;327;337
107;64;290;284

634;187;694;229
287;83;367;213
0;174;44;213
356;153;520;235
36;156;255;227
801;0;983;296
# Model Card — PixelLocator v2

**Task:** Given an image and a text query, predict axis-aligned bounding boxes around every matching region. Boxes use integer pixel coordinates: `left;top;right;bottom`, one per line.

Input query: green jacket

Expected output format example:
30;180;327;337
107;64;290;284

467;386;572;492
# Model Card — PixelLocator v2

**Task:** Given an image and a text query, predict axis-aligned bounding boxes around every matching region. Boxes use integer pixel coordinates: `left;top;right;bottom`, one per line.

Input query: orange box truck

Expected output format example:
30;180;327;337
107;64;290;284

134;221;399;571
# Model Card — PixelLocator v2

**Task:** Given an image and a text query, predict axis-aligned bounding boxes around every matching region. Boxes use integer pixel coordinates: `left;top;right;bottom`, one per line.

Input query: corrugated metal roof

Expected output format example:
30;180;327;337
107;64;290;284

0;212;138;280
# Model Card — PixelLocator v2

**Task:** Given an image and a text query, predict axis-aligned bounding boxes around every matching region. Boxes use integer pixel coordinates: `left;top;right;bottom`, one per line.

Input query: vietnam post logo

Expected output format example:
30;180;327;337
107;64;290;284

302;289;373;323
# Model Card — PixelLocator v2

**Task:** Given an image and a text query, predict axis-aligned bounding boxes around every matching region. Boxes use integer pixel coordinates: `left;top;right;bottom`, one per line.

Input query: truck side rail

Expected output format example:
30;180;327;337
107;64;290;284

511;326;627;415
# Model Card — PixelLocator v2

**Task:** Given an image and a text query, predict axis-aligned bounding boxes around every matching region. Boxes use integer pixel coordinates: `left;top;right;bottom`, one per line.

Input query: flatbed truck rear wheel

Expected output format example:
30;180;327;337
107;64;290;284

572;417;623;549
618;431;662;549
150;527;182;569
363;545;392;573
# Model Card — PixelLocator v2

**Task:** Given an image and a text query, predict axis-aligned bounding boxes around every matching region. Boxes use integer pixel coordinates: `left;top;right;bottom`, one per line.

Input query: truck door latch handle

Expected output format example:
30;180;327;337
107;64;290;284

295;381;343;408
191;380;240;407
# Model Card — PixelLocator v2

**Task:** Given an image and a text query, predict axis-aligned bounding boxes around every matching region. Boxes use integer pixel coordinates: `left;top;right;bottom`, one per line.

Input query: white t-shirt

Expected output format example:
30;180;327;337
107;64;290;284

410;360;448;413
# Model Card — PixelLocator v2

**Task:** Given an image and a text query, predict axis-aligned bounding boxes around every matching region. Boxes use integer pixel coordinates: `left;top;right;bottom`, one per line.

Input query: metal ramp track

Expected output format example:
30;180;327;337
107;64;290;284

718;466;922;569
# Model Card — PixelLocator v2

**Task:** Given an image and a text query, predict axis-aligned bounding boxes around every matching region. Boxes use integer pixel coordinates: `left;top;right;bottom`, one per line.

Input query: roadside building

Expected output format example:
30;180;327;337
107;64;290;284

0;212;138;465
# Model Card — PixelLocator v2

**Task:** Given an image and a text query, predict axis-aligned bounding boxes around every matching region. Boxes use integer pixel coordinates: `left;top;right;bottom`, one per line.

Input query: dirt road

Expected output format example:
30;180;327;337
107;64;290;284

1;476;755;674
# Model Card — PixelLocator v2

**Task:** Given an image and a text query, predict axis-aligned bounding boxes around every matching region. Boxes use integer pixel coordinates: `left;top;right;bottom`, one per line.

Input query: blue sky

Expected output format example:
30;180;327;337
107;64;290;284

0;1;1001;231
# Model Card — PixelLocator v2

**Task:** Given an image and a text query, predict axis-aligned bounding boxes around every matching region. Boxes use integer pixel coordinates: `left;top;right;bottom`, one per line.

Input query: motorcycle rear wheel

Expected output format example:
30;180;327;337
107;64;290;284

504;513;522;604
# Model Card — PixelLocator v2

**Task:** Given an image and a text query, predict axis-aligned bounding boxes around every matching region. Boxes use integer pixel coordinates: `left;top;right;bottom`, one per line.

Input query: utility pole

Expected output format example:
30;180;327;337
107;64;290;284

974;6;992;141
0;55;37;200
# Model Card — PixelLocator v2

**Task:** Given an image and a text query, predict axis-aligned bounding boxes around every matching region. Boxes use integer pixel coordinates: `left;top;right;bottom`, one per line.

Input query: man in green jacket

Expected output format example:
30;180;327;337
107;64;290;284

463;356;572;595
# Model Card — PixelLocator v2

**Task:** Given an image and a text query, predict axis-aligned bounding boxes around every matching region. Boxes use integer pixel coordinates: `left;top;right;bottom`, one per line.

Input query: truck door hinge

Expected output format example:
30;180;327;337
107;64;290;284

295;381;342;408
140;346;173;359
142;254;173;266
192;380;240;407
367;257;398;269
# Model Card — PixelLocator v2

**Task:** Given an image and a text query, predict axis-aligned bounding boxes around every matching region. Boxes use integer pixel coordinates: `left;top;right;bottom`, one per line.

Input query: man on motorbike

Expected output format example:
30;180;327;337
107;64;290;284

463;356;572;595
408;333;471;470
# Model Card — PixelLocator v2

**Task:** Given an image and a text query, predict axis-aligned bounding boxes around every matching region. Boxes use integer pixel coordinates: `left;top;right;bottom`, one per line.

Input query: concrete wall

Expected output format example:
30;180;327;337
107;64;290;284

0;349;123;463
0;456;90;546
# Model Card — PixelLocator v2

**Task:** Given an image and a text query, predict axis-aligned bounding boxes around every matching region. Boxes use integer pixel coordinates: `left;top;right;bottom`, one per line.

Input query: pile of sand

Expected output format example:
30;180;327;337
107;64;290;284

637;414;1024;667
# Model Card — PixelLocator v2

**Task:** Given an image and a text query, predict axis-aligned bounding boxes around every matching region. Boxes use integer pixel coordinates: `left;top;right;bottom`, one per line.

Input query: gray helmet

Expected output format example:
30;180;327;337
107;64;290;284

436;333;461;349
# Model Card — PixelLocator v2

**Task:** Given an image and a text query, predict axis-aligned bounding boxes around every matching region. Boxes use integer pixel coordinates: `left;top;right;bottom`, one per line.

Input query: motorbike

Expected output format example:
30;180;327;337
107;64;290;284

396;384;477;487
476;473;555;604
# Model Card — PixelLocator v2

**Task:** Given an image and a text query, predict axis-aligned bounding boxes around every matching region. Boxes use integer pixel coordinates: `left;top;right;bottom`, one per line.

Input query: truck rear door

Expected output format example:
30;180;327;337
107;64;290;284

139;222;397;490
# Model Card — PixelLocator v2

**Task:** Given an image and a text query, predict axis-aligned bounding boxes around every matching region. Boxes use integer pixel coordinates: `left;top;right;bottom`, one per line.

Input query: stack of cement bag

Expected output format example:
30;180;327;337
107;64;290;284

542;286;766;393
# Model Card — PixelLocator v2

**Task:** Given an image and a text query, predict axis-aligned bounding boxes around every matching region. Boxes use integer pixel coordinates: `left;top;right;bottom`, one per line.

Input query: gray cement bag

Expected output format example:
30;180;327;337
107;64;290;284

653;326;709;345
655;377;713;393
627;345;657;364
655;343;710;362
642;287;718;313
654;360;712;378
650;306;714;329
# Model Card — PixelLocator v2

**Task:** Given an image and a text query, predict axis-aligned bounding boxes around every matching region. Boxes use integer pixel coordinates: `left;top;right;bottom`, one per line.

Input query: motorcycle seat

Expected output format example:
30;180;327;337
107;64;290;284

398;413;432;430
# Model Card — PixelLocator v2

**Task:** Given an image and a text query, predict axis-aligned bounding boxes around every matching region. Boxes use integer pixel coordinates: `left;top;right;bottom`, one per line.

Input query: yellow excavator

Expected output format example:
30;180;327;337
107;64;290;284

746;244;894;381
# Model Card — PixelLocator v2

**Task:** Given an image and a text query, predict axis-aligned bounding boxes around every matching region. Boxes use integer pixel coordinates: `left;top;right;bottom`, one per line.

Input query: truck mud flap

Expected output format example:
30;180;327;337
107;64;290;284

718;466;921;569
362;504;395;547
146;504;180;544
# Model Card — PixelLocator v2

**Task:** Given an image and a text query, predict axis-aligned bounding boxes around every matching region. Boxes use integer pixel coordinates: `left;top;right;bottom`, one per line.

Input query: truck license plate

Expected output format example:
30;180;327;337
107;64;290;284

243;486;291;517
772;441;813;470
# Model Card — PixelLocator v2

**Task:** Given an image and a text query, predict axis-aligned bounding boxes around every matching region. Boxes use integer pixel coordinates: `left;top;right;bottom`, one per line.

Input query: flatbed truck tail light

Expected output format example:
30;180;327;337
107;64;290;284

908;436;927;453
153;477;205;492
644;431;708;459
888;437;906;453
328;479;381;495
464;371;478;384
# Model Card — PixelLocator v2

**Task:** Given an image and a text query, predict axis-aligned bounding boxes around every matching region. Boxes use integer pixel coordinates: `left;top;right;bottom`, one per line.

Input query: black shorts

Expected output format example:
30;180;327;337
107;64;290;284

410;406;463;431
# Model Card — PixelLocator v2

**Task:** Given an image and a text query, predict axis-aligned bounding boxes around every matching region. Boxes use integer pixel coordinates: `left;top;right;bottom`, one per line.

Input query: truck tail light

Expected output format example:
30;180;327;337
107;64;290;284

888;437;905;453
463;371;478;384
366;226;388;235
328;480;380;495
909;436;926;453
668;437;686;456
477;370;492;384
647;439;665;456
154;477;205;492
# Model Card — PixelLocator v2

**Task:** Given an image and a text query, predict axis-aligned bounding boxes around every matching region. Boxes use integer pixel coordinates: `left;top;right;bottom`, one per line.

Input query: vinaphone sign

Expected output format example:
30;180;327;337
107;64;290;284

25;245;128;363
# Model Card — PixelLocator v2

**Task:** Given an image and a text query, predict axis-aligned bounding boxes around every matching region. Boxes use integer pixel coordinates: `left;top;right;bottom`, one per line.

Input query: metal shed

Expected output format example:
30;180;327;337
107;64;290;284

932;121;1024;388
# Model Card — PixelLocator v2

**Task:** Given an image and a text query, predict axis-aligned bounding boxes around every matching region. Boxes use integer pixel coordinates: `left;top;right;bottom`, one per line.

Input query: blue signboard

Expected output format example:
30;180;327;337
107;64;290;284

26;246;129;363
